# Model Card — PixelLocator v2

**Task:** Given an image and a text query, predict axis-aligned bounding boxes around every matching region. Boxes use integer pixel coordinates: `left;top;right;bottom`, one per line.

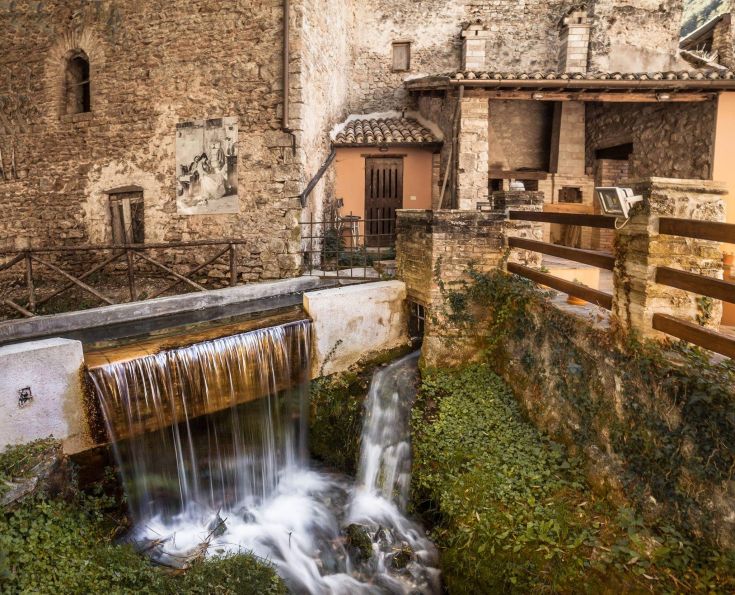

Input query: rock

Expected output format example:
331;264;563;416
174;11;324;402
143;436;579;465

345;523;373;562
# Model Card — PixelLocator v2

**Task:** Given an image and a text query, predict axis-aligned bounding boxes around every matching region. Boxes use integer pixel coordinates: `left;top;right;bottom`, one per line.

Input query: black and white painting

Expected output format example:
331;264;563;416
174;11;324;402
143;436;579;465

176;116;238;215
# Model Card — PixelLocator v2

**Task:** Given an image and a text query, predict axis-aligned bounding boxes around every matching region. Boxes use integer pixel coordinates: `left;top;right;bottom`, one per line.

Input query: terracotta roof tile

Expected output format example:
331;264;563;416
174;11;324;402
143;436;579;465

333;117;440;146
450;69;734;81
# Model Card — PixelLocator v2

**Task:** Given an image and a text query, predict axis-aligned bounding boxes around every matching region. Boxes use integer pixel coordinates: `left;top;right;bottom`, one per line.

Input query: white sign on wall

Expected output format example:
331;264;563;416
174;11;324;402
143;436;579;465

176;116;238;215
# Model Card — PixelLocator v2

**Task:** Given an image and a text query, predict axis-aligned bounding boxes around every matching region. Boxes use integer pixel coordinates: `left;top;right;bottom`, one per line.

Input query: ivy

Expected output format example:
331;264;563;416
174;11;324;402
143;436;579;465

411;365;735;593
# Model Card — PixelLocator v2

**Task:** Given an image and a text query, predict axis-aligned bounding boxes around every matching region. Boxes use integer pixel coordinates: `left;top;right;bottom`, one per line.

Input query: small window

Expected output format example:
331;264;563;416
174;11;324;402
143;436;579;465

110;191;144;244
64;50;91;114
408;300;425;339
558;187;583;204
392;42;411;72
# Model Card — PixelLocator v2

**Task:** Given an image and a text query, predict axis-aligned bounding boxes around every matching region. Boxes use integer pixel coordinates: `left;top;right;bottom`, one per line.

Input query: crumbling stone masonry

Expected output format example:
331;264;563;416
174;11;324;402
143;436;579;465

613;177;727;338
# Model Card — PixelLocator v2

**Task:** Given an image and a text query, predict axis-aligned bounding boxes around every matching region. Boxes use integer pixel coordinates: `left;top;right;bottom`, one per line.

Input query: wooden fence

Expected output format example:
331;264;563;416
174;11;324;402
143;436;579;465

507;211;735;359
0;216;398;320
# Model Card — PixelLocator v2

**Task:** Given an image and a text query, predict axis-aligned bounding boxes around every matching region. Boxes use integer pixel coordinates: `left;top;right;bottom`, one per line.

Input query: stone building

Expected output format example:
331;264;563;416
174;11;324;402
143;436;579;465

1;1;734;305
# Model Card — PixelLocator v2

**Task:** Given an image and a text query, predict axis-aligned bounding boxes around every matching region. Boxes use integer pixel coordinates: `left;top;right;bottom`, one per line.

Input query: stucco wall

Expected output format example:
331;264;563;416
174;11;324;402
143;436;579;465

0;338;90;454
713;92;735;324
586;101;718;181
334;147;436;222
303;280;409;377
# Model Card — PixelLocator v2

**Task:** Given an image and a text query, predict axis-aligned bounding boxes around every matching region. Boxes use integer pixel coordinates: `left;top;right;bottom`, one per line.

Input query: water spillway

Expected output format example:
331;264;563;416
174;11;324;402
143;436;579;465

90;323;439;593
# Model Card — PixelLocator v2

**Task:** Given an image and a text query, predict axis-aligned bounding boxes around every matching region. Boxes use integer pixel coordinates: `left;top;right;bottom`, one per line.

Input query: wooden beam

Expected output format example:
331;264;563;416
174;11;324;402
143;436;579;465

146;246;229;300
652;313;735;359
509;210;617;229
489;169;548;180
656;266;735;304
133;250;207;292
659;217;735;244
486;91;713;102
0;253;24;272
35;250;126;308
30;255;115;306
507;262;613;309
3;299;34;318
508;237;615;270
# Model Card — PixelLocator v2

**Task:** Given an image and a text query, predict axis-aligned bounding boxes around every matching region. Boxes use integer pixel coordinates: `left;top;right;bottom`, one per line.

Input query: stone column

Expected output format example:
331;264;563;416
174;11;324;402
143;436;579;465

558;10;591;73
396;209;505;367
612;178;727;338
493;191;544;268
456;94;489;211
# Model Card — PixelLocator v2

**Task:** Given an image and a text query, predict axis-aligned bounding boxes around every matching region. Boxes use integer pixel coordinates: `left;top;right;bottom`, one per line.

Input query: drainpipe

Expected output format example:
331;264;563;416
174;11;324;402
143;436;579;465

282;0;291;133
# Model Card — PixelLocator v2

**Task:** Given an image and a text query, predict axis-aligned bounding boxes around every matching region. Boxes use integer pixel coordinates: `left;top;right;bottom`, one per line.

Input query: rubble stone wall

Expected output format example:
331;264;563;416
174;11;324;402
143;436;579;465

586;101;718;181
0;0;301;282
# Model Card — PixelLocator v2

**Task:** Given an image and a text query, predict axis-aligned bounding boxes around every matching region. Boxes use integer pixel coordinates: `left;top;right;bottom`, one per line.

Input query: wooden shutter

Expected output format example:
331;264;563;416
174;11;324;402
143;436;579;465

365;157;403;247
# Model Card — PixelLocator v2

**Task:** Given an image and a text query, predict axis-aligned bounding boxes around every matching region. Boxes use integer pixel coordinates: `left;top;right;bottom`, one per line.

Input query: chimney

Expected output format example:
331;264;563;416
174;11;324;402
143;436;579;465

461;20;490;71
558;9;591;73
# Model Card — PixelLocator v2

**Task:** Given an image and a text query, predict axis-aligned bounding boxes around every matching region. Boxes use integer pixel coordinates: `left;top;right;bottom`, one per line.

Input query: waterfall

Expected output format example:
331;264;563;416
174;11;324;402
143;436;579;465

91;324;439;594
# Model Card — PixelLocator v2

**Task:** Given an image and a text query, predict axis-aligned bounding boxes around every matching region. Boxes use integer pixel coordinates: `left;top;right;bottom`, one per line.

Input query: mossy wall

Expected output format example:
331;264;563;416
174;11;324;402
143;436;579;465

428;270;735;549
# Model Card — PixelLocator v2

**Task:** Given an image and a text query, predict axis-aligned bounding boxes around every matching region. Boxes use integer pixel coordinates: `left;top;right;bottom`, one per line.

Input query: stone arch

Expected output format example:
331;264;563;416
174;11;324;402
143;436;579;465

44;27;106;118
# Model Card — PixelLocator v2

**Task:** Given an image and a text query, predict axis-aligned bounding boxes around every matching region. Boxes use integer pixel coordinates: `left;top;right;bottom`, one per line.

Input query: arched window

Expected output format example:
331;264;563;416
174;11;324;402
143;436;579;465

64;51;90;114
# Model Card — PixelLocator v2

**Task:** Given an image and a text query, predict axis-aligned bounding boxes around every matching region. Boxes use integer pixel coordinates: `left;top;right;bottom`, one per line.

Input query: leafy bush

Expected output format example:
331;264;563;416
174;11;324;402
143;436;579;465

411;365;735;593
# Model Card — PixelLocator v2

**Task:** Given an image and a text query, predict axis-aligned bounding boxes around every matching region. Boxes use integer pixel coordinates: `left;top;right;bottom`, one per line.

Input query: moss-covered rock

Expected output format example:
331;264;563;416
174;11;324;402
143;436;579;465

345;523;373;562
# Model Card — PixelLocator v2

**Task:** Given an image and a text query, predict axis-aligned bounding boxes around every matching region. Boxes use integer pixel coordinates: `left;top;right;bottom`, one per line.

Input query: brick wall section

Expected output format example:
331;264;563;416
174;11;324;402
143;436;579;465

558;11;591;73
586;101;718;181
712;15;735;70
396;209;505;367
613;177;727;337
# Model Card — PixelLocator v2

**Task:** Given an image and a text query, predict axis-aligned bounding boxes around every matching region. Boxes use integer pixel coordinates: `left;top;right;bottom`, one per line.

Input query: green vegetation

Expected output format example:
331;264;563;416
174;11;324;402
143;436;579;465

310;345;412;474
436;268;735;547
0;441;286;595
412;365;735;593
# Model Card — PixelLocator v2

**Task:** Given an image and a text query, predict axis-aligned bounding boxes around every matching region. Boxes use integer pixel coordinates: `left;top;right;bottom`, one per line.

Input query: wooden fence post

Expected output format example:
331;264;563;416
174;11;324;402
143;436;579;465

25;251;35;312
229;243;237;287
126;248;136;302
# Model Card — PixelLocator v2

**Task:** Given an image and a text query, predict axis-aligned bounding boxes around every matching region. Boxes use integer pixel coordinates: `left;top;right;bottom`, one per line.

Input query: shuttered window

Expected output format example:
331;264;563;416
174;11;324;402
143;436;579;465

392;42;411;72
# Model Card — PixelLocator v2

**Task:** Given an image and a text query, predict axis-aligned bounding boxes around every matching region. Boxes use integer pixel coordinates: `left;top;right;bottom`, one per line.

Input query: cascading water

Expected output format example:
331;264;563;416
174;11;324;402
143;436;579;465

90;322;439;594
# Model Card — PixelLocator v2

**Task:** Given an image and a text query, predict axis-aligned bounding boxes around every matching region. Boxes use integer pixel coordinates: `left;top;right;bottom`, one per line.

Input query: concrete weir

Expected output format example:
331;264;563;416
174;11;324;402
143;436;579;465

0;278;409;454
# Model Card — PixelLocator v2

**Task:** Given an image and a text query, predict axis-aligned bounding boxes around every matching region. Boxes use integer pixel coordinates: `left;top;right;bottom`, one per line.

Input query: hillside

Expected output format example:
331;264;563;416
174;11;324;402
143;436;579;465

682;0;730;36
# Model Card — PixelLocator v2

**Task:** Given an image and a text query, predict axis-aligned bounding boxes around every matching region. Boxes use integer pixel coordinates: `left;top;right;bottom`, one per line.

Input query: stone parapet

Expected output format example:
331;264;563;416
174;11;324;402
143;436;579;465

613;177;727;337
396;209;505;366
494;191;545;268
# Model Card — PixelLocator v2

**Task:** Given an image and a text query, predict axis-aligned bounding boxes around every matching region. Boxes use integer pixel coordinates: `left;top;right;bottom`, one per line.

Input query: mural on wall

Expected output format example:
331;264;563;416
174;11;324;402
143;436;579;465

176;116;238;215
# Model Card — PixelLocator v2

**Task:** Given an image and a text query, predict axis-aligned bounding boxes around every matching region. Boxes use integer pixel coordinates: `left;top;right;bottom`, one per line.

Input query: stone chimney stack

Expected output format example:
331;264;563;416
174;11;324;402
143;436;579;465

558;9;591;73
462;21;490;71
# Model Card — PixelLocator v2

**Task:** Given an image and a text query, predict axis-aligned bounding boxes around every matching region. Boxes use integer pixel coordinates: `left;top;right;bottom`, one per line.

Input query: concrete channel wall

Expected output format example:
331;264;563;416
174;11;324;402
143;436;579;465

0;279;408;453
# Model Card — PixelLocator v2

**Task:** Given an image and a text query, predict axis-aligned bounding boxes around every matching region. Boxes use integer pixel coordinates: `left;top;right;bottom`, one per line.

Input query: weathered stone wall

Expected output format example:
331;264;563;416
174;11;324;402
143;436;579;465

589;0;690;72
0;0;300;282
348;0;574;114
417;92;457;209
396;208;506;367
586;101;718;180
488;101;553;172
295;0;353;220
613;177;726;337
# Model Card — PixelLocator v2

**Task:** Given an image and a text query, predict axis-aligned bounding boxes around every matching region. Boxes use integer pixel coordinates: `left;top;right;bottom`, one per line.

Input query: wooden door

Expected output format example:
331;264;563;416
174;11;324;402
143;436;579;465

365;157;403;247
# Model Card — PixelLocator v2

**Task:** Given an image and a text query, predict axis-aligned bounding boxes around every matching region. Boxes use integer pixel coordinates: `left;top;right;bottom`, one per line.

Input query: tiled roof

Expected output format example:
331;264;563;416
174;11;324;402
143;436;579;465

448;70;734;81
404;69;735;91
333;117;440;146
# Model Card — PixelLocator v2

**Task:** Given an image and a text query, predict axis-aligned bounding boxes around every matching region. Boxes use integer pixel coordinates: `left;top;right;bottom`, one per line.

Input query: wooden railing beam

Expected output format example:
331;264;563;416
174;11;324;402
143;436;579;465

30;254;115;306
659;217;735;244
508;237;615;270
508;210;617;229
653;313;735;359
507;262;613;310
656;266;735;304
